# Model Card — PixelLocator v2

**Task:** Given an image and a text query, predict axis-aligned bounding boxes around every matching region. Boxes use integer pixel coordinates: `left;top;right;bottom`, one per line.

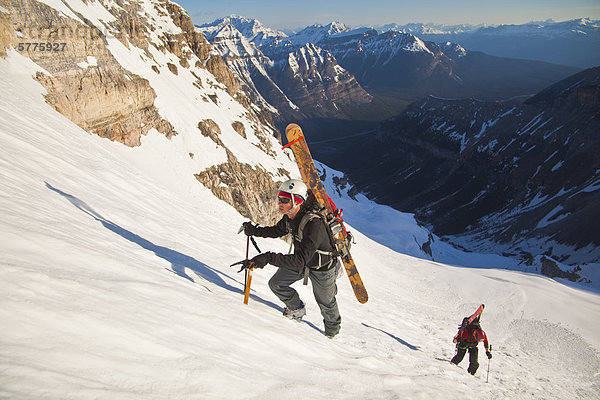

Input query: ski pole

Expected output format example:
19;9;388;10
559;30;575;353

486;345;492;383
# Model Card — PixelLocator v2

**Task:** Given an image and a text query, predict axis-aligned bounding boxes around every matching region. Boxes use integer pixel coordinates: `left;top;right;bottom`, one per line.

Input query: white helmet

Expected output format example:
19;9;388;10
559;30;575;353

278;179;307;207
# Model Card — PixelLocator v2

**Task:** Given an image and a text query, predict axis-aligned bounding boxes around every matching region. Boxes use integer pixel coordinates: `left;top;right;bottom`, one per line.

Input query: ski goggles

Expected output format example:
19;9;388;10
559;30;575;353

278;191;304;204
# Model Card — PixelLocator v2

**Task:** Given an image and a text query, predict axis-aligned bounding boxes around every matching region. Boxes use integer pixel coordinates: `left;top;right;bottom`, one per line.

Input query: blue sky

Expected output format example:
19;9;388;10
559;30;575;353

174;0;600;30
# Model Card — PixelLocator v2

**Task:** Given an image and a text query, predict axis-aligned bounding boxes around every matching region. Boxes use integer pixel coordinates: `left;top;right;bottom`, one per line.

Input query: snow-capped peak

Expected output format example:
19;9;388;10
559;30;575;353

198;15;286;43
292;21;351;45
442;42;468;58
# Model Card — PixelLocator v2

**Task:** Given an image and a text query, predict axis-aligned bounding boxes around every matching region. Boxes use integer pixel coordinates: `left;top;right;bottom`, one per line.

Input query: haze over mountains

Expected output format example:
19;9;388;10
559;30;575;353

379;18;600;68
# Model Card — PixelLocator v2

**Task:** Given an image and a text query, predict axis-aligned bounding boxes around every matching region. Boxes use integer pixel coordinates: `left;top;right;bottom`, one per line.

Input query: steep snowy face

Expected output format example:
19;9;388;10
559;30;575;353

5;0;298;224
2;48;600;399
2;8;600;398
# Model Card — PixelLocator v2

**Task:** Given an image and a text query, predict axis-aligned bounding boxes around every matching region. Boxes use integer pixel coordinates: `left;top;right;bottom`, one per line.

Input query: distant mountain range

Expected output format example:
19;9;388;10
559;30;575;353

198;16;582;130
378;18;600;68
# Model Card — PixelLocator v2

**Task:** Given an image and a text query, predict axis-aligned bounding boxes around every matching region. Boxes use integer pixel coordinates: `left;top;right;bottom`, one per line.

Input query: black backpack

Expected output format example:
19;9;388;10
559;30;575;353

297;192;353;260
287;192;352;283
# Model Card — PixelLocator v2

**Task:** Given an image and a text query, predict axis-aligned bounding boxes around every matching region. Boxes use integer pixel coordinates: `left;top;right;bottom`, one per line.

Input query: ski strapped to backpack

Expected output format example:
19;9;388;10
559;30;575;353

467;304;485;325
455;304;485;337
284;123;368;303
453;304;486;350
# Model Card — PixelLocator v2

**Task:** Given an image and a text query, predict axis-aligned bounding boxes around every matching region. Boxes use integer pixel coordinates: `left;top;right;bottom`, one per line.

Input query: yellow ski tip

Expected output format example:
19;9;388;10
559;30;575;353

285;123;301;132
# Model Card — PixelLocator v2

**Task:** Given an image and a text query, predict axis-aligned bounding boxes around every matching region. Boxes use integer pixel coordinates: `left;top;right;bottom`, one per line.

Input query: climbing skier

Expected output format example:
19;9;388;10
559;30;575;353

233;179;341;338
451;316;492;375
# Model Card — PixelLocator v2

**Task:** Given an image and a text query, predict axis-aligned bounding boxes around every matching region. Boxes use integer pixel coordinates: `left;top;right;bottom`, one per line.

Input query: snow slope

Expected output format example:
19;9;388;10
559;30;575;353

1;50;599;400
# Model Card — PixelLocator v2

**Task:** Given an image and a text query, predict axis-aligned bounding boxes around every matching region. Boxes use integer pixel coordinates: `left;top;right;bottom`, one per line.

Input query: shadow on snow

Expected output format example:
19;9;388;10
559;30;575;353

45;182;280;311
362;323;421;351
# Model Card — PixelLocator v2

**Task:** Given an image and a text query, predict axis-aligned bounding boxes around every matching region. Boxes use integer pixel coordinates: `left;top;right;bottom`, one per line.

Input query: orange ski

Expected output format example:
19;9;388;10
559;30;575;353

285;123;368;304
468;304;485;324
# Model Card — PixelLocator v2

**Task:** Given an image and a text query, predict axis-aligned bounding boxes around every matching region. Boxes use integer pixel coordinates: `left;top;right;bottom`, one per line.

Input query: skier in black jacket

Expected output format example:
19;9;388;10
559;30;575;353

236;179;341;338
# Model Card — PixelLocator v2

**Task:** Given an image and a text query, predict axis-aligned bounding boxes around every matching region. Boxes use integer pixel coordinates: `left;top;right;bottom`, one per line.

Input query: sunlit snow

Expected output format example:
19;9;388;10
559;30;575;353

1;44;599;400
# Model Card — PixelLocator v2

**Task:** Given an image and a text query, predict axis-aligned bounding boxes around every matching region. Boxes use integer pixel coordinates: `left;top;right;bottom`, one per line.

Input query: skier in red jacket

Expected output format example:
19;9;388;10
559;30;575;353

451;316;492;375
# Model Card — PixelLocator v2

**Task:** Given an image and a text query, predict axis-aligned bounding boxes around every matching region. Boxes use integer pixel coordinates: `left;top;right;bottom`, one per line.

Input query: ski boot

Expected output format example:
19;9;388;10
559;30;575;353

283;301;306;320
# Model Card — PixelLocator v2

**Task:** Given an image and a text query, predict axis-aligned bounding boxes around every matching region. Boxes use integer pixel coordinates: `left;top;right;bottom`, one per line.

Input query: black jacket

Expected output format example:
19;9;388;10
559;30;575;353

253;208;335;273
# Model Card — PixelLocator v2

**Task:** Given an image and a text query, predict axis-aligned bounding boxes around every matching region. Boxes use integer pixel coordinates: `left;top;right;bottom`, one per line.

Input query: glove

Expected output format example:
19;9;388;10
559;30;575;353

239;221;259;236
249;253;271;268
230;252;272;272
486;351;492;359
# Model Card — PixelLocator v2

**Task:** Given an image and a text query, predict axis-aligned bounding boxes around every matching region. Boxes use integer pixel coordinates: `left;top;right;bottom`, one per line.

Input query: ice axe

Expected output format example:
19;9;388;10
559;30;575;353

236;224;261;304
243;236;252;304
237;224;261;254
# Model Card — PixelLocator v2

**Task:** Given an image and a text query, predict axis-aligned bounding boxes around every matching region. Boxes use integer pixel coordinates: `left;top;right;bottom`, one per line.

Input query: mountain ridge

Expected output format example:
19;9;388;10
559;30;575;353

199;15;581;117
381;18;600;68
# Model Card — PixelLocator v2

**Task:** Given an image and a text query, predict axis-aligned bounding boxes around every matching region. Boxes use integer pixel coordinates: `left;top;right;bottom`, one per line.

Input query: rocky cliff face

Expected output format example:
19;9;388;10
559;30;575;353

198;18;373;123
2;0;295;225
6;0;171;146
195;149;282;225
269;43;372;119
4;0;252;146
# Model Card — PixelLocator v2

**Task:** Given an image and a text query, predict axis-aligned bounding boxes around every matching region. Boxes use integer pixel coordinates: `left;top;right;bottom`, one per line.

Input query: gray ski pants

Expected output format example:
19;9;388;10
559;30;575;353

269;266;341;335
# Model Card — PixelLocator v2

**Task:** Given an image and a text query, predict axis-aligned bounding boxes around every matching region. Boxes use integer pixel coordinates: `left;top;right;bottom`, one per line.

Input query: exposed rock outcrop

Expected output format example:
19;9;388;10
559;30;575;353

195;150;282;225
3;0;252;147
540;256;581;282
5;0;175;146
269;43;372;119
